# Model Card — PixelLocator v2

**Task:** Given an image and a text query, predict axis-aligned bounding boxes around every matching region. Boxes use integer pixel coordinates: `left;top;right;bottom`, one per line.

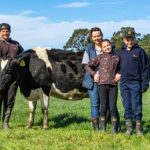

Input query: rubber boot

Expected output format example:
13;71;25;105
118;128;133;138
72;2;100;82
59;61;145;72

91;118;99;131
106;110;111;124
2;108;12;129
100;117;106;131
0;100;2;121
136;120;143;136
117;113;121;132
125;119;133;135
111;117;119;134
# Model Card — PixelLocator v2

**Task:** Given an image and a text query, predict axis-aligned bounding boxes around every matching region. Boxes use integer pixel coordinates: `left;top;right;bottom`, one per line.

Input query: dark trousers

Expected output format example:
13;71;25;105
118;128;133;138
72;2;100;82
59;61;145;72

99;84;118;118
120;81;142;120
0;82;18;120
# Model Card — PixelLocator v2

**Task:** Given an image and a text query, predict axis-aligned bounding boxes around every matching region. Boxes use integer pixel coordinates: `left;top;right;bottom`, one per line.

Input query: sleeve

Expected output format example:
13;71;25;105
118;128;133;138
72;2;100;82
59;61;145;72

82;51;90;64
18;43;24;54
116;54;121;73
84;56;99;76
116;52;121;73
140;50;149;91
84;64;96;76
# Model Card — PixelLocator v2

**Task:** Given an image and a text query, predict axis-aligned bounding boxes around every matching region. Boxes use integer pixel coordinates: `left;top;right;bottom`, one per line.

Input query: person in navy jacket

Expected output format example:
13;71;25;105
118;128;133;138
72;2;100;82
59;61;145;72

118;27;149;136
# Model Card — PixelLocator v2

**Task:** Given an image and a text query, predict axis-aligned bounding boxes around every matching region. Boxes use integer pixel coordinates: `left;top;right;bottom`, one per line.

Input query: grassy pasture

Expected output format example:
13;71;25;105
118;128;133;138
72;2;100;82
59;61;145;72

0;89;150;150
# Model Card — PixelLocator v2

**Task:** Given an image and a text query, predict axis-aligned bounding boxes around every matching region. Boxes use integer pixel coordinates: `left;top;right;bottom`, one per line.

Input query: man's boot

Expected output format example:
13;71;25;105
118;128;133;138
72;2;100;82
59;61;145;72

2;108;12;129
125;119;133;135
100;117;106;131
136;120;143;136
91;118;99;131
111;117;119;134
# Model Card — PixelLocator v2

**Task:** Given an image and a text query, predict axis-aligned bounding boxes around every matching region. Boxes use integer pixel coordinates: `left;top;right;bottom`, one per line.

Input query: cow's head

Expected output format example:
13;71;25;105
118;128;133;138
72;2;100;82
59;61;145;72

0;53;28;92
0;58;19;91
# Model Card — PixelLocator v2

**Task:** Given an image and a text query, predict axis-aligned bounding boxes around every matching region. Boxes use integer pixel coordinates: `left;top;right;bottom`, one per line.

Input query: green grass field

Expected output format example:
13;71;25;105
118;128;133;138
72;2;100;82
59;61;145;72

0;89;150;150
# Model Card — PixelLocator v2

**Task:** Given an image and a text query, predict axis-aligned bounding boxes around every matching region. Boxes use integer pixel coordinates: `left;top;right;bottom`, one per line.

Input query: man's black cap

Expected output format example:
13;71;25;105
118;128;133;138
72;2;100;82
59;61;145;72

0;23;11;32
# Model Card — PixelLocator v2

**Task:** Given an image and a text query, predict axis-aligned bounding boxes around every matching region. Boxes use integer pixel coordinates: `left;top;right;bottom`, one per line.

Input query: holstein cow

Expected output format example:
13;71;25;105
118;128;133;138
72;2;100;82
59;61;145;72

0;47;86;129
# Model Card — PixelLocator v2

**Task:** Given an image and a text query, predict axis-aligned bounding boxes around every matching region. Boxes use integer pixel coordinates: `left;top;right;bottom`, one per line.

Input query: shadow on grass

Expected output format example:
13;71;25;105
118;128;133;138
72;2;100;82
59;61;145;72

143;120;150;134
36;113;89;128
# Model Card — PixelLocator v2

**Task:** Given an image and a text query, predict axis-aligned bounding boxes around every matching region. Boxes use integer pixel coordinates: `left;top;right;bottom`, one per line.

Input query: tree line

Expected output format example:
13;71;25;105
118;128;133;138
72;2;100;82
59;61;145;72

63;28;150;59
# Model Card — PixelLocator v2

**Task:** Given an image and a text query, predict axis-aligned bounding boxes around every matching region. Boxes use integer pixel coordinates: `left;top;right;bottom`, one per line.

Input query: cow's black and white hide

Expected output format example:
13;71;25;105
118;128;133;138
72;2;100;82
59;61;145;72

47;49;87;99
0;47;86;129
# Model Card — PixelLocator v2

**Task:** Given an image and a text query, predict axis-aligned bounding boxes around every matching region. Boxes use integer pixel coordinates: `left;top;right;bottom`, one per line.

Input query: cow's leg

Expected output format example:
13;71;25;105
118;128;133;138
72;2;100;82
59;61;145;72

27;100;37;128
40;93;49;129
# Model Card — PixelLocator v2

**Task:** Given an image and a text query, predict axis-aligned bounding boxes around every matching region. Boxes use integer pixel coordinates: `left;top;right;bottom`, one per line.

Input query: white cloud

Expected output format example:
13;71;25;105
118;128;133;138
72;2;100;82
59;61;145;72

20;10;37;16
56;2;90;8
98;0;126;5
0;14;150;50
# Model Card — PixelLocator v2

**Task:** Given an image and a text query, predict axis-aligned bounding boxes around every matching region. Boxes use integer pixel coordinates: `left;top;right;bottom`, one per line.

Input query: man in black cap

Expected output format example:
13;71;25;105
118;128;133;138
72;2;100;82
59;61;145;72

119;27;149;136
0;23;24;129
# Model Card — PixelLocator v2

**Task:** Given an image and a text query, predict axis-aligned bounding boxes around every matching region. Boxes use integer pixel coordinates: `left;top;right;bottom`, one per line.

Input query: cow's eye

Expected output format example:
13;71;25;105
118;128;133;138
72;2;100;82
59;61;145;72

69;73;73;79
61;64;66;74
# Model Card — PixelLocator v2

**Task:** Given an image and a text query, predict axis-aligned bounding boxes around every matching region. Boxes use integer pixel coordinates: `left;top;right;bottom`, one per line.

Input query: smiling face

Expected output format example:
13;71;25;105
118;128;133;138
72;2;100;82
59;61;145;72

0;28;10;41
102;40;112;53
123;37;135;50
91;30;103;45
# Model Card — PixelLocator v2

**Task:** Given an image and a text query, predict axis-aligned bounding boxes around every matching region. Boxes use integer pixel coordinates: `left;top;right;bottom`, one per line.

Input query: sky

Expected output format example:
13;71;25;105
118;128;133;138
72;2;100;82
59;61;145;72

0;0;150;49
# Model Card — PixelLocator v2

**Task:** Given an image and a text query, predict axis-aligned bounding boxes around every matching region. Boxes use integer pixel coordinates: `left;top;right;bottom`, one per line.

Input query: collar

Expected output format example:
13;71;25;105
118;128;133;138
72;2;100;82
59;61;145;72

0;37;11;44
121;43;140;50
92;43;103;53
103;52;113;55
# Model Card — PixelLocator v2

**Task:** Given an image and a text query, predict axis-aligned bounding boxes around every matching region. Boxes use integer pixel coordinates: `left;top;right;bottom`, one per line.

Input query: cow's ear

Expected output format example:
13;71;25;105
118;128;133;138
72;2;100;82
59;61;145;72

16;52;30;67
12;58;26;67
17;57;26;67
19;59;26;67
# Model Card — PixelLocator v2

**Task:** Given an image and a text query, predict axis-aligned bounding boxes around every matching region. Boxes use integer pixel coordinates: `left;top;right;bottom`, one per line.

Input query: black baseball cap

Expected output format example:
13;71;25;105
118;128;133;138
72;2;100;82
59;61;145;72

0;23;11;32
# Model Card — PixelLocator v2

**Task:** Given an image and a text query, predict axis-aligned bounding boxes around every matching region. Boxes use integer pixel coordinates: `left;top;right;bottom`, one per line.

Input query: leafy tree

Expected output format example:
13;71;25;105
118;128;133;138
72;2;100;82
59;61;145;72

138;34;150;58
111;31;124;51
111;27;141;51
63;28;90;51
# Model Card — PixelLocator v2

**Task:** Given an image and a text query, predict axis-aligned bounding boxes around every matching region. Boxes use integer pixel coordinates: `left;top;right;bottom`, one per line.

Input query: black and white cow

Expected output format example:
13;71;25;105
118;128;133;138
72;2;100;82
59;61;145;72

0;47;86;128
